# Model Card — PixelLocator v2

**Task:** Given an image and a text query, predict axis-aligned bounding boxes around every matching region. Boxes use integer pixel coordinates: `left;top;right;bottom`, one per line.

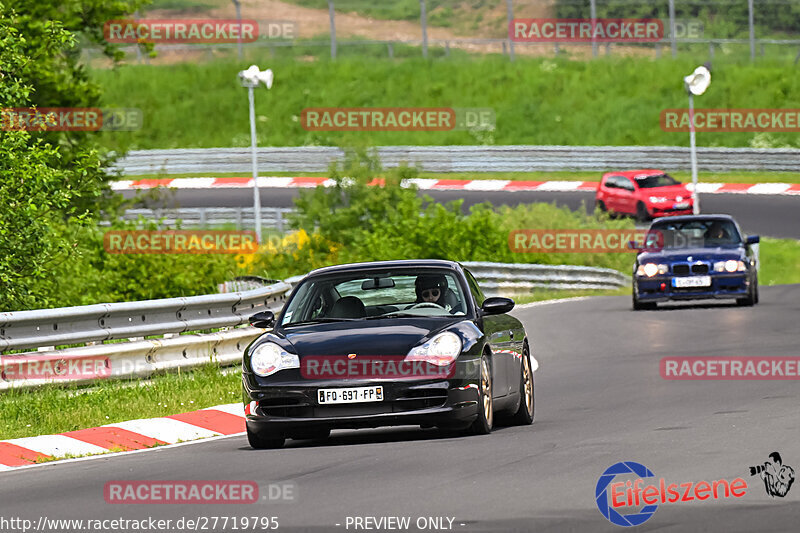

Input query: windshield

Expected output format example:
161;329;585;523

635;173;680;188
646;219;742;249
280;269;468;326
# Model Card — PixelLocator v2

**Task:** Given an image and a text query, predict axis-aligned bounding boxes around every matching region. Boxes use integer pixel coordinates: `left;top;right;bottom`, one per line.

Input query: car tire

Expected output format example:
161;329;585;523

635;202;650;223
632;286;657;310
469;353;493;435
596;200;607;214
510;349;534;426
247;425;285;449
737;274;758;307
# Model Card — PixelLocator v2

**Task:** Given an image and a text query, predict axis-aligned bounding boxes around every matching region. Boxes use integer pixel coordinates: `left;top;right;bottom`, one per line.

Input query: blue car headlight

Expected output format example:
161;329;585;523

713;260;746;273
636;263;668;277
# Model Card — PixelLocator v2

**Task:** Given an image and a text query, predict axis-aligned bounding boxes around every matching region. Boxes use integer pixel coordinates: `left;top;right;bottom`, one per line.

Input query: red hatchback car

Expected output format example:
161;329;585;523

595;170;694;221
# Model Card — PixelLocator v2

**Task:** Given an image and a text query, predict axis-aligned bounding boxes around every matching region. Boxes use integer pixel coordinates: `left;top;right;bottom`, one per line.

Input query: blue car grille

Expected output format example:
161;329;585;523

671;262;709;276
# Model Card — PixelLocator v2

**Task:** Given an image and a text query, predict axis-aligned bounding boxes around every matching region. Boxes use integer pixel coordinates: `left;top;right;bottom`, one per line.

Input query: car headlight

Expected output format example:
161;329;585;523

405;331;462;367
636;263;667;277
714;260;745;273
649;196;669;203
249;342;299;377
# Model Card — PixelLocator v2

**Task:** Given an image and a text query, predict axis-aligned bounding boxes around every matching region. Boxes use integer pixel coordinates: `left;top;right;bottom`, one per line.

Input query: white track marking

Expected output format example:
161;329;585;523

463;180;510;191
746;183;792;195
4;435;107;457
515;296;594;309
168;178;216;188
535;181;583;191
107;418;219;443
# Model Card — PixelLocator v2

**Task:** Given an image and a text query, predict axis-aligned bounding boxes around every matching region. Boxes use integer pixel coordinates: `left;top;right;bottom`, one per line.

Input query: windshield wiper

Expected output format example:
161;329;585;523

282;317;361;327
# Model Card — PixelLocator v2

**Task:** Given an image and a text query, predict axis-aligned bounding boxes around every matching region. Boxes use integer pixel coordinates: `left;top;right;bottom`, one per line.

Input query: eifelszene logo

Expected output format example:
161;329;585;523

749;452;795;498
595;461;748;527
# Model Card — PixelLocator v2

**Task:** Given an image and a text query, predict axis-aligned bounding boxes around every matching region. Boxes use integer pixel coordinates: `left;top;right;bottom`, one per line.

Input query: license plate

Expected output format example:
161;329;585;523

672;276;711;288
318;386;383;405
673;202;690;209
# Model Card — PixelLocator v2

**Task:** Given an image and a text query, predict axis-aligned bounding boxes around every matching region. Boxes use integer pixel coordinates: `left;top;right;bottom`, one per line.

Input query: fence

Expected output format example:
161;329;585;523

106;207;294;232
113;145;800;175
94;0;800;64
461;261;629;297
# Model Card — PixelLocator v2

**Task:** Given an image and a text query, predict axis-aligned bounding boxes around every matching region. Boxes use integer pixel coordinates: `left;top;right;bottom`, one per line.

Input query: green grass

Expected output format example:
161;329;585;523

0;364;242;440
92;55;800;153
759;238;800;286
126;170;800;185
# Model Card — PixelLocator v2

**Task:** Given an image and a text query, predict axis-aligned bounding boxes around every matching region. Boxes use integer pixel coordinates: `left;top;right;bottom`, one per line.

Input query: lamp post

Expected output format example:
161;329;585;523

238;65;273;243
683;65;711;215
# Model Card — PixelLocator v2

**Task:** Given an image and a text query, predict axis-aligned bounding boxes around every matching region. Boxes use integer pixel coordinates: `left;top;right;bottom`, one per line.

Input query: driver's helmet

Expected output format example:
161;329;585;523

706;220;728;240
415;274;448;305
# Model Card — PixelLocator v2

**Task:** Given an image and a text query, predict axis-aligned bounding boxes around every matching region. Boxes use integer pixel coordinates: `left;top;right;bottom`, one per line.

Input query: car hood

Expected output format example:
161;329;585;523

273;317;470;357
638;245;745;263
641;184;690;199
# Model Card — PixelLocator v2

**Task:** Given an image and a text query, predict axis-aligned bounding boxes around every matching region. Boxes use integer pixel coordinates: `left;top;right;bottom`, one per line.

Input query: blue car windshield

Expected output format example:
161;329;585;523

646;219;742;249
280;270;468;326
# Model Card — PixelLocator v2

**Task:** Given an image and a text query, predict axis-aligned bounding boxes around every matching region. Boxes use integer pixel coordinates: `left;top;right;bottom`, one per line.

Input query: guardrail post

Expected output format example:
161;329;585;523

590;0;597;58
232;0;243;59
388;42;394;58
420;0;428;59
328;0;337;60
668;0;677;58
748;0;755;61
506;0;515;62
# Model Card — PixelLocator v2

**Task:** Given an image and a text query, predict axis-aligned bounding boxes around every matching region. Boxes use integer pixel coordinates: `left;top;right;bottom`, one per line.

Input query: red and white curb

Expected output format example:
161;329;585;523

0;403;245;469
110;177;800;195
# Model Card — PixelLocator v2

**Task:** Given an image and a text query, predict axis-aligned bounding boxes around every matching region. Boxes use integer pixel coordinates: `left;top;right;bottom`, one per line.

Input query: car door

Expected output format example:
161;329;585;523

601;176;619;212
464;269;511;398
617;177;637;214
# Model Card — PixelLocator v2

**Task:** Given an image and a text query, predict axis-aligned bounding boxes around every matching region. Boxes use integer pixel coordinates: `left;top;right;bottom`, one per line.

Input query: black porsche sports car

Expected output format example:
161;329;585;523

242;259;534;449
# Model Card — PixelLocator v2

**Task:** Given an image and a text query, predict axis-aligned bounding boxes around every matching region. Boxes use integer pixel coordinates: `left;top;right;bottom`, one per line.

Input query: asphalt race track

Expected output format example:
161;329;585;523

124;188;800;240
4;286;799;532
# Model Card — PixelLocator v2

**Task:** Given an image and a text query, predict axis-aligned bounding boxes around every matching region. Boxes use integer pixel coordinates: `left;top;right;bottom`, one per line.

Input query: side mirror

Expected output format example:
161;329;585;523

249;310;275;329
481;297;515;315
746;235;760;245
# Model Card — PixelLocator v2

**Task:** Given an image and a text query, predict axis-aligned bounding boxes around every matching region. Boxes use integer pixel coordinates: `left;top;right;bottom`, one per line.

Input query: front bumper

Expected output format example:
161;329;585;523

648;205;693;218
635;272;749;302
243;372;481;433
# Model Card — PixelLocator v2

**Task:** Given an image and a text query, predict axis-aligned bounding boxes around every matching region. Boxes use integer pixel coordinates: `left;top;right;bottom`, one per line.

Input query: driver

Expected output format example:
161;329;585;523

706;221;729;242
415;274;450;309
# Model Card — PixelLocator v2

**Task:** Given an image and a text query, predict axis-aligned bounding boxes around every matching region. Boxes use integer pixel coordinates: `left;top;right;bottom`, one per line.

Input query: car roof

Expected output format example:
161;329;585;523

306;259;462;278
603;169;665;179
651;214;736;224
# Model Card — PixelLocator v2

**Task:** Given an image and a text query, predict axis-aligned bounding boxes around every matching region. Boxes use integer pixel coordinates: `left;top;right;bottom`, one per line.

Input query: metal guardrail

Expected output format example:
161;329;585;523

113;146;800;175
0;281;291;352
106;207;294;231
461;261;629;297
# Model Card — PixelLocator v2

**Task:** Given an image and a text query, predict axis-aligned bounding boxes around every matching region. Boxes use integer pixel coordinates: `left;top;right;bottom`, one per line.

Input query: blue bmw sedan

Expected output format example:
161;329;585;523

632;214;760;310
